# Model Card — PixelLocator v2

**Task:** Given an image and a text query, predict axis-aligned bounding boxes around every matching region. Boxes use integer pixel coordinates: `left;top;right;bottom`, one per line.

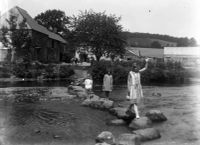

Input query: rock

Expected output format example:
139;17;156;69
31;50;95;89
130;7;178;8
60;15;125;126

76;91;88;98
96;131;115;145
133;128;161;141
129;117;152;130
107;119;126;126
70;85;86;92
82;96;113;110
145;110;167;122
117;133;141;145
95;143;111;145
101;98;114;109
109;107;135;121
81;94;100;106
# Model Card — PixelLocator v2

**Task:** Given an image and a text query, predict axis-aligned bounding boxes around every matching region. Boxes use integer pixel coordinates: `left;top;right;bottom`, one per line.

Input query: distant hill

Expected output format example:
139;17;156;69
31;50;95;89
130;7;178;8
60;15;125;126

122;32;197;48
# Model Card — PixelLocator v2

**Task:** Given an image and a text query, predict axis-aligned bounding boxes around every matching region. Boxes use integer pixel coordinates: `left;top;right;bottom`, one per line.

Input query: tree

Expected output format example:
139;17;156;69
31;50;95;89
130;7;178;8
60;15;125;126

151;41;162;48
188;37;197;46
34;9;70;35
1;14;32;63
71;10;126;61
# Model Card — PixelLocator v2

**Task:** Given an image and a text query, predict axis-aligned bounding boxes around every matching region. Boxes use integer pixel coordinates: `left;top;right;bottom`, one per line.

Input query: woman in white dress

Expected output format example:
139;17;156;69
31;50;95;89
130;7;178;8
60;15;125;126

127;58;150;119
102;70;113;98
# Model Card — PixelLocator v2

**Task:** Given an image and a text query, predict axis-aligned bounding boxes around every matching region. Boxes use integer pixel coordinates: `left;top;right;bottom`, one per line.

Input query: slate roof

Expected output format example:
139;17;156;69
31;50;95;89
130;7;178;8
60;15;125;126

16;6;67;44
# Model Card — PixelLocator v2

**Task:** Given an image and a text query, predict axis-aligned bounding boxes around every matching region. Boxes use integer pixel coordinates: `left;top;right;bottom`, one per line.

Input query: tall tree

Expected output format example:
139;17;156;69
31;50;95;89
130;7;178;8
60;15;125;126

34;9;70;35
71;10;126;61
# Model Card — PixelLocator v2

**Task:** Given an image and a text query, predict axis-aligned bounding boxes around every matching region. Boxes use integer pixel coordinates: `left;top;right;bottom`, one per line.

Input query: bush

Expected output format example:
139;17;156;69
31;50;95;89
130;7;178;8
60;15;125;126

59;65;75;78
91;60;187;85
12;62;30;78
11;62;75;79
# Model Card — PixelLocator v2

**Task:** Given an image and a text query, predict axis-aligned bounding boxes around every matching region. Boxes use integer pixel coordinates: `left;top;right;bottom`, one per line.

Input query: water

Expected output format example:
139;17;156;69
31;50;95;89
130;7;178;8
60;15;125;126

0;81;200;145
0;80;71;88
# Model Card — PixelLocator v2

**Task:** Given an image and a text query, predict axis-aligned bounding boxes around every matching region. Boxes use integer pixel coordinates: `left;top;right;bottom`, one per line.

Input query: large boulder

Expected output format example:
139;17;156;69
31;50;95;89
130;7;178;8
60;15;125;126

107;119;126;126
109;107;135;121
132;128;161;141
82;96;114;110
81;94;100;106
145;110;167;122
129;117;152;130
95;131;115;145
117;133;141;145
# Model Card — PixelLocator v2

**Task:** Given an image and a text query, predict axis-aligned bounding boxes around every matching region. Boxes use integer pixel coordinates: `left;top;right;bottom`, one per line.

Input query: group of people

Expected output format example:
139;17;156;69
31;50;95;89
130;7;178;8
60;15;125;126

83;58;151;119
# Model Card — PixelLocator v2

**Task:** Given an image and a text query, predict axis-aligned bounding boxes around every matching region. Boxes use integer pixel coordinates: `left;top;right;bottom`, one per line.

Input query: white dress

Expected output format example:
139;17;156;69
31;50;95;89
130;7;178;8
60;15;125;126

103;74;113;92
127;71;143;103
84;79;93;89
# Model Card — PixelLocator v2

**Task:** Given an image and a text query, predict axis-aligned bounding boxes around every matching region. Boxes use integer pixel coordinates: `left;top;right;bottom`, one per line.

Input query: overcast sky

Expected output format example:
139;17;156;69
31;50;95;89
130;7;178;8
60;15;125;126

1;0;200;44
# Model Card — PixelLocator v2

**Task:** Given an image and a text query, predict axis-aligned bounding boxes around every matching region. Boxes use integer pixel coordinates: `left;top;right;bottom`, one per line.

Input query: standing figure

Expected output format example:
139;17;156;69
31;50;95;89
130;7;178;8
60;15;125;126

127;58;150;119
102;70;113;98
84;73;93;95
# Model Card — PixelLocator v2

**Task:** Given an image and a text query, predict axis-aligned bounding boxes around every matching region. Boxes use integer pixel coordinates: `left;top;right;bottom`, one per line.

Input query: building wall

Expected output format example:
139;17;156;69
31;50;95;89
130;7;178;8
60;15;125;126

164;47;200;67
0;48;8;62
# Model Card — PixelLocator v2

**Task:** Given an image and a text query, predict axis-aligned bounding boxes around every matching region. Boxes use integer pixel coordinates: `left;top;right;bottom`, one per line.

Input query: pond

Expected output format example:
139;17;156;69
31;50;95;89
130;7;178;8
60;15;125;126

0;82;200;145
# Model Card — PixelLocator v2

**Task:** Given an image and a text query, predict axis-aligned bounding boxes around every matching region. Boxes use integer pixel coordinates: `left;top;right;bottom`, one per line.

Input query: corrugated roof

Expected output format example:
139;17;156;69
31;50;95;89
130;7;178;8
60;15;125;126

127;47;164;58
16;6;67;44
125;47;140;56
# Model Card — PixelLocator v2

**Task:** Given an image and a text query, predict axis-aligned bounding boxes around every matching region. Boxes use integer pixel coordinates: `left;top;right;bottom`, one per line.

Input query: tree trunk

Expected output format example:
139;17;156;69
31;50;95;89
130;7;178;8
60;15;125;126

96;55;101;61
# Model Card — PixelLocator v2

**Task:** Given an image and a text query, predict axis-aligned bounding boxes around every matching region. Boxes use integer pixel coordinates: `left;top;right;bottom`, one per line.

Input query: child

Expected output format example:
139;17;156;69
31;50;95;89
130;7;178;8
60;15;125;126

127;58;150;119
84;73;93;95
102;70;113;98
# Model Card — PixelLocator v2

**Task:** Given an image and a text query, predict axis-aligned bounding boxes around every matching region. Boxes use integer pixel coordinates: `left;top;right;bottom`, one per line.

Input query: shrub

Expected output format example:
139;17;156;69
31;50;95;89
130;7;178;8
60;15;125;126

91;60;187;85
12;62;29;78
11;62;75;79
59;65;75;78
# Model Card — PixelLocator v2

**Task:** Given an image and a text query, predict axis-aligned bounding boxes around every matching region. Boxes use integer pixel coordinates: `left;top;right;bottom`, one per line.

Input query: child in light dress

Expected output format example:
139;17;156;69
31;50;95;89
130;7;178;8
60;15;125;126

102;70;113;98
127;58;150;119
84;73;93;95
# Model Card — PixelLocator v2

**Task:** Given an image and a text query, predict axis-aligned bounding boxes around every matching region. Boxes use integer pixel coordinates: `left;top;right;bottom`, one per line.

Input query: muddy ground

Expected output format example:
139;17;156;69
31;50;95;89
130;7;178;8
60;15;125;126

0;84;200;145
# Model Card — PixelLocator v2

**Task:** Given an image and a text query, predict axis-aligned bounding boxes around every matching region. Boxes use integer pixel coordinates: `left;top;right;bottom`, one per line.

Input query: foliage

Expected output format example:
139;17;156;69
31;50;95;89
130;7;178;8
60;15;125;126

151;41;162;48
1;14;32;62
91;60;186;85
11;62;74;79
122;32;197;47
0;66;11;78
71;10;126;61
59;65;75;78
34;9;70;35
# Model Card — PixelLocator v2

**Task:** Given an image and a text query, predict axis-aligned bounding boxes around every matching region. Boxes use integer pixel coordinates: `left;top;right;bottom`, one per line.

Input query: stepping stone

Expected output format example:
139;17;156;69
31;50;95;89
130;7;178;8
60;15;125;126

96;131;115;145
117;133;141;145
109;107;135;121
145;110;167;122
132;128;161;141
129;117;152;130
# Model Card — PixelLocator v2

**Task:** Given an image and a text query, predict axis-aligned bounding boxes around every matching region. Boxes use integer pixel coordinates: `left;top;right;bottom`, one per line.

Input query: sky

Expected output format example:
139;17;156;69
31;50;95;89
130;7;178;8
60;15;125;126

1;0;200;44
